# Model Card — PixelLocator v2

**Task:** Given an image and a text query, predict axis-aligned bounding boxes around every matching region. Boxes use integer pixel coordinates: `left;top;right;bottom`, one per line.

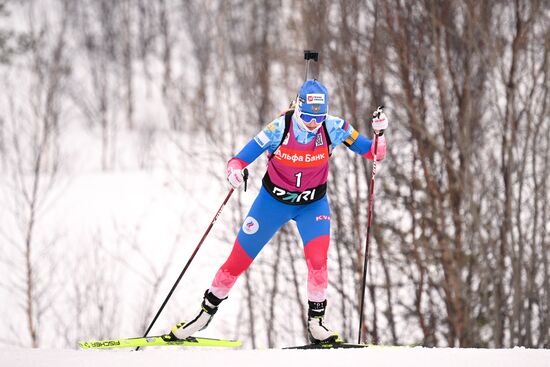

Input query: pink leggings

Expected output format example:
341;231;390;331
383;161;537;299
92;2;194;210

210;235;330;302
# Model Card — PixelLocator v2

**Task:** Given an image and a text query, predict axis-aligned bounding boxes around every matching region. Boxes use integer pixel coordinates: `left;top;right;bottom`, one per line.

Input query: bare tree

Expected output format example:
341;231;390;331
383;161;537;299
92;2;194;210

0;0;70;347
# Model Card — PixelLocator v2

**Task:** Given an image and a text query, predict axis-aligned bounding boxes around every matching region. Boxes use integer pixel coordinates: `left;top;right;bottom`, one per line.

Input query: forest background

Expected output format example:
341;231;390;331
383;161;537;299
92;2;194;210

0;0;548;350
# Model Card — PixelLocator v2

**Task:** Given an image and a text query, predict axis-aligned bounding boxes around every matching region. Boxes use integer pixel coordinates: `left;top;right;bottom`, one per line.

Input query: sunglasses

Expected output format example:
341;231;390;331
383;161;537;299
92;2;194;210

300;113;327;124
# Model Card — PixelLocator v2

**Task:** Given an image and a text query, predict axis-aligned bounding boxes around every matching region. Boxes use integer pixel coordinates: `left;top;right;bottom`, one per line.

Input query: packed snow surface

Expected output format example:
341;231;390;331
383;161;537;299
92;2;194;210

2;346;549;367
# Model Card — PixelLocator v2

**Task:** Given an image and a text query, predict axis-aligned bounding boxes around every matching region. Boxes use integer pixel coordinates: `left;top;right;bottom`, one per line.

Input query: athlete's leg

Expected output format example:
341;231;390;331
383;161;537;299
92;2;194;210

209;187;295;298
294;196;331;302
294;196;339;343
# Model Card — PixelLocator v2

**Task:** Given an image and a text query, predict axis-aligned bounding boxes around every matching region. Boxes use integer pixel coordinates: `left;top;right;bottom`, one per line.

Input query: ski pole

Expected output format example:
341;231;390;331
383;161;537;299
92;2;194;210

136;169;248;350
357;110;384;344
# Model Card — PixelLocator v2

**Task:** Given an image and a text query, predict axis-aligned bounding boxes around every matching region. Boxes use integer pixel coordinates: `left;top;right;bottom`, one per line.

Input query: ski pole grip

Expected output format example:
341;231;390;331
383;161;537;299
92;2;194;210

243;168;249;192
378;105;385;136
373;105;385;136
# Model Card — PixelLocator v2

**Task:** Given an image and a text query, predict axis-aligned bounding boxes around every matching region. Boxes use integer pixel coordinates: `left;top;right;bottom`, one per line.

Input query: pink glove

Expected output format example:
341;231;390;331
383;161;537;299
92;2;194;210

226;158;247;189
367;106;387;161
372;106;388;132
364;135;386;161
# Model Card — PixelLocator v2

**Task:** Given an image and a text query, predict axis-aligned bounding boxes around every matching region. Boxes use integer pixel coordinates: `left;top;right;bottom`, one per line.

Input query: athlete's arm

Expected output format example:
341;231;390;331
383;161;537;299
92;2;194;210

325;117;387;161
347;133;386;161
228;116;285;170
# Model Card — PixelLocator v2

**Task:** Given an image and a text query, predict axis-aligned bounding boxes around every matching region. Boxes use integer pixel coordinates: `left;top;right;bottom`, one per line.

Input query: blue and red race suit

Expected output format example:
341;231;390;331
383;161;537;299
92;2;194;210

209;112;386;302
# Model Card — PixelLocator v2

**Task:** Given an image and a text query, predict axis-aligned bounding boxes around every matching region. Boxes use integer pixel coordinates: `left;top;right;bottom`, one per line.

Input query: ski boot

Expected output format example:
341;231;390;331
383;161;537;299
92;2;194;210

307;300;341;344
164;290;226;341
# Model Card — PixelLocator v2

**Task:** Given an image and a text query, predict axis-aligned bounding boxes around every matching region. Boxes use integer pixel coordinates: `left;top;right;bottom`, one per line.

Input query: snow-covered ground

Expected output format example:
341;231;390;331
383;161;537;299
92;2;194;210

2;346;549;367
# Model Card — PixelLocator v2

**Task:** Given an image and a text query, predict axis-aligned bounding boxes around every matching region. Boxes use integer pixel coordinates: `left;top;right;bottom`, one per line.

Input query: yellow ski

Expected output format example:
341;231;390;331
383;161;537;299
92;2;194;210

79;335;241;349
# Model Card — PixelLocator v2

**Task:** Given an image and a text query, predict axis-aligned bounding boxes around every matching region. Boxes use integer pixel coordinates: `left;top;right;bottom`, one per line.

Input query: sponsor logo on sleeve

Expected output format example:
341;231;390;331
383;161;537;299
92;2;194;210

266;121;277;132
254;131;270;148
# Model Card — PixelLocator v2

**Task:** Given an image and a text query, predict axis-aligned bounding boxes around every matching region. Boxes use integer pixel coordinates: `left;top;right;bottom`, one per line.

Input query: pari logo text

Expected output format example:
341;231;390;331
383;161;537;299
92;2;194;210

272;187;317;203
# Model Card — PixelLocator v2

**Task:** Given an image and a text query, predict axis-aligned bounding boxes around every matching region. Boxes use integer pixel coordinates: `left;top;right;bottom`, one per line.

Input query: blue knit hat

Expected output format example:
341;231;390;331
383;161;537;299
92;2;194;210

297;79;328;115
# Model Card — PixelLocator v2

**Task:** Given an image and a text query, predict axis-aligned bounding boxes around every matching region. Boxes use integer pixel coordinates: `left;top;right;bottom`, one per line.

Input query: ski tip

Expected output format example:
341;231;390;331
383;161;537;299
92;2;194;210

78;341;91;349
